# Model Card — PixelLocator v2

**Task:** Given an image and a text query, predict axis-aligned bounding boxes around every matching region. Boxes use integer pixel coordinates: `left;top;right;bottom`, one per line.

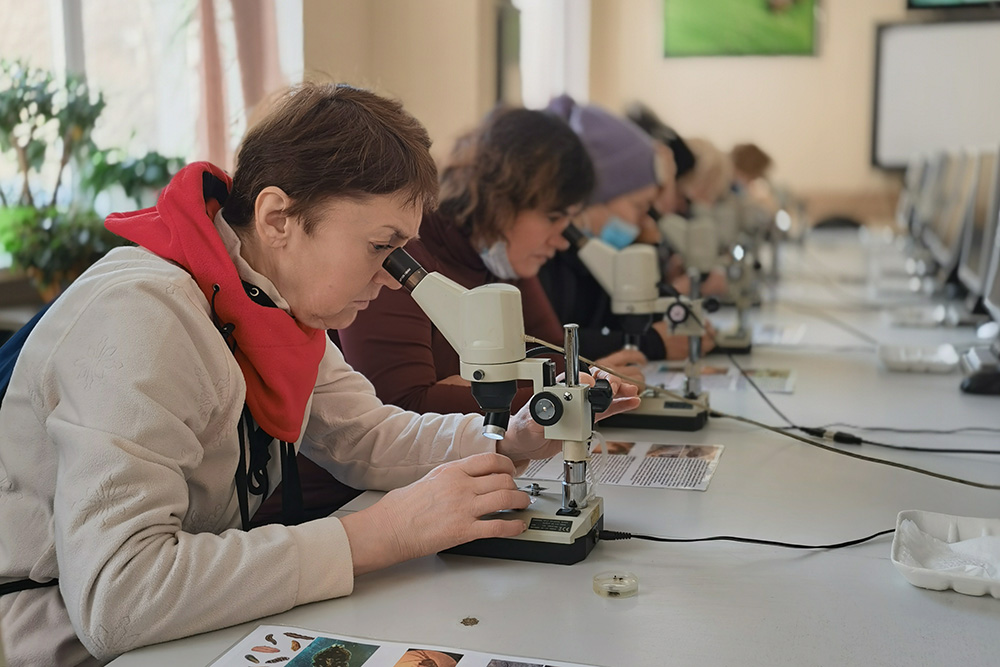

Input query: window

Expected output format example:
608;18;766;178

0;0;303;269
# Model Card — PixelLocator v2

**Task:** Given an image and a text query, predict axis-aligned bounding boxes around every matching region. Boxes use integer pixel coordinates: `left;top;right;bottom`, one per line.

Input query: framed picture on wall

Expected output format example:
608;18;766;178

664;0;817;57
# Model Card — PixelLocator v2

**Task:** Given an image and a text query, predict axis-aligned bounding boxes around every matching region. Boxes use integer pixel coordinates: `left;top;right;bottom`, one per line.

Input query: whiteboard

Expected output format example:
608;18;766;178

873;21;1000;169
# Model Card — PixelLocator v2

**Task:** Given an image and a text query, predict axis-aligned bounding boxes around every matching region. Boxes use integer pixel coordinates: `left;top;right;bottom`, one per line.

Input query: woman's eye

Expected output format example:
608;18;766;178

372;243;393;252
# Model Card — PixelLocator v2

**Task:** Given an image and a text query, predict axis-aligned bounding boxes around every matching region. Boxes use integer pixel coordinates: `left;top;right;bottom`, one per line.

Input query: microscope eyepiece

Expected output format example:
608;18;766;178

562;223;587;249
383;248;427;291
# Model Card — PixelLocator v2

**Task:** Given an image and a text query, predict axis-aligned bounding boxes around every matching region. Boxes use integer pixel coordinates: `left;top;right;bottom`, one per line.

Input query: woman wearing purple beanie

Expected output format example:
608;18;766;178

539;95;714;360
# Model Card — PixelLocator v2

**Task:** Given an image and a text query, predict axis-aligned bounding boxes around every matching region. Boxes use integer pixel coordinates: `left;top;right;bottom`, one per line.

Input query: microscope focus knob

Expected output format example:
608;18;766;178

529;391;564;427
587;379;614;415
703;297;720;314
666;302;689;325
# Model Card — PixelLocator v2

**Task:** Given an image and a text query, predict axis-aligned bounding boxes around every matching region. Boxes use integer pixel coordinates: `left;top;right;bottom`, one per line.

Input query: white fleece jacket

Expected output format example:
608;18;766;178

0;233;490;666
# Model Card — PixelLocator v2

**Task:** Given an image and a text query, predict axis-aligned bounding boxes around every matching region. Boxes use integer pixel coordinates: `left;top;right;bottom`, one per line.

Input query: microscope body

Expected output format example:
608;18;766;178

384;249;609;563
666;206;759;354
712;245;758;354
569;230;711;431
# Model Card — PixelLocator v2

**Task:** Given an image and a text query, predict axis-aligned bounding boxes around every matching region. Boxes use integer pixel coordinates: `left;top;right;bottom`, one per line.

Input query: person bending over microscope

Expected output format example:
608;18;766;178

538;95;717;361
0;84;639;667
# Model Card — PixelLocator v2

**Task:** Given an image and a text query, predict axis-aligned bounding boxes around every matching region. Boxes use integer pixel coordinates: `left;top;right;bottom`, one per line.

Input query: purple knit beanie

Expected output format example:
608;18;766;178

547;94;659;204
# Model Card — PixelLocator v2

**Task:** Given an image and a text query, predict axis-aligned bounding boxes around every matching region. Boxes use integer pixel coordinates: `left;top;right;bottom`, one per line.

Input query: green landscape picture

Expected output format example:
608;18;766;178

664;0;816;57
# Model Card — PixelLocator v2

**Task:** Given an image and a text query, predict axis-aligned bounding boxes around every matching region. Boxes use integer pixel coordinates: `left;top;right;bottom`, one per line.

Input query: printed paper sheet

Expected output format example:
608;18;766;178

210;624;601;667
521;442;724;492
643;363;796;394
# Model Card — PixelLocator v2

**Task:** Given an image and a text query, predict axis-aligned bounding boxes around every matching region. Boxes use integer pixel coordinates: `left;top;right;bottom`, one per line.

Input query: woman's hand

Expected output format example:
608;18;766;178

701;268;728;297
595;348;647;385
654;320;717;360
341;453;530;575
497;368;642;463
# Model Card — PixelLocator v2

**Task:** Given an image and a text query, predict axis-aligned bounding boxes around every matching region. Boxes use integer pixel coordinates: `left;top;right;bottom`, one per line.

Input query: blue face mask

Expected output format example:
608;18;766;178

599;215;640;250
479;240;519;280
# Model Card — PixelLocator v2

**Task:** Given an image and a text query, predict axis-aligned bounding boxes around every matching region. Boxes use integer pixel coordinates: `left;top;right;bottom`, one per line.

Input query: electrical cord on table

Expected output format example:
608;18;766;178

817;423;1000;435
598;528;896;550
687;311;1000;459
784;427;1000;455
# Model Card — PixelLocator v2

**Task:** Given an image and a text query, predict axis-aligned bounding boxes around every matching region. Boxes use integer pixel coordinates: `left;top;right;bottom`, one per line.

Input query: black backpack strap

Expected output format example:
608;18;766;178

0;302;54;404
234;405;304;529
280;441;304;526
0;577;58;597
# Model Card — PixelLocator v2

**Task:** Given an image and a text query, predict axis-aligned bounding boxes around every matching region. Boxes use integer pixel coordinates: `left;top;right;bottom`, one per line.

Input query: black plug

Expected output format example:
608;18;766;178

798;427;862;445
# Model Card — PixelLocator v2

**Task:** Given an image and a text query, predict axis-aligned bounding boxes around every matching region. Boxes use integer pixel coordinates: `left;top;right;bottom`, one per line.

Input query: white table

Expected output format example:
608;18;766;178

110;231;1000;667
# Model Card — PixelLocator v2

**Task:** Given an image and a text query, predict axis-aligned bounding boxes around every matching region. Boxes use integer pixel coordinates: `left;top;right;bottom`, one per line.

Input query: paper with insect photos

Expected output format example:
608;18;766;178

753;322;806;346
210;624;602;666
521;442;724;492
643;363;796;394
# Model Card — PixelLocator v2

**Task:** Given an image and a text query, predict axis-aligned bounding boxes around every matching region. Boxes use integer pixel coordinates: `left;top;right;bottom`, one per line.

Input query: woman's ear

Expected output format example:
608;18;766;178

584;204;610;235
253;186;295;248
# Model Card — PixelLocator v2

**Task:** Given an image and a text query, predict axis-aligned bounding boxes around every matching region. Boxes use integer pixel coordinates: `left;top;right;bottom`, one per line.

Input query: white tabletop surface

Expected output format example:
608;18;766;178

110;231;1000;667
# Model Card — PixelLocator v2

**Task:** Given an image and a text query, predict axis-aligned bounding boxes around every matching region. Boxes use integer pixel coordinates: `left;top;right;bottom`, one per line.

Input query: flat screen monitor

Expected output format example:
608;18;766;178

908;1;996;7
896;154;927;233
912;152;945;239
923;151;978;271
958;147;1000;296
983;216;1000;324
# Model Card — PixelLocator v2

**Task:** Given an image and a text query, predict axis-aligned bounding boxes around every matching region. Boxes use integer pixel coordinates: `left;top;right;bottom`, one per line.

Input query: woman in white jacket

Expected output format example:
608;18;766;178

0;83;638;666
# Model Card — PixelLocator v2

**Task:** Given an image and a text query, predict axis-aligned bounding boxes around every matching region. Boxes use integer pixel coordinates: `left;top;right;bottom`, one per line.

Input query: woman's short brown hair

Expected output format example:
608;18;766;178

438;107;595;247
731;143;773;183
224;82;438;234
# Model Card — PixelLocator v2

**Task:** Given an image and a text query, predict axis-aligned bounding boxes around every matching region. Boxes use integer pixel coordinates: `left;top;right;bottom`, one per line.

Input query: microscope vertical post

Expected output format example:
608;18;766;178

565;324;580;387
686;270;704;397
560;324;589;514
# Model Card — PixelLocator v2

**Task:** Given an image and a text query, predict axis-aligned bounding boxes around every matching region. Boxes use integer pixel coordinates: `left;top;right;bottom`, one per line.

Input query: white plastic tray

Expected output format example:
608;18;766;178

891;510;1000;598
878;343;959;373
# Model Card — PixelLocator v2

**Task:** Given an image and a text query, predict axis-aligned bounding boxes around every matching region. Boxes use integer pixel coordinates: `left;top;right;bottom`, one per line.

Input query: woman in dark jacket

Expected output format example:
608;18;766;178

339;106;654;416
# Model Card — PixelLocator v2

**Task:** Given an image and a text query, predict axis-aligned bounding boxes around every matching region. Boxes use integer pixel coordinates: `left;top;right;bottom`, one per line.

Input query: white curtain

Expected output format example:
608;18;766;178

514;0;591;109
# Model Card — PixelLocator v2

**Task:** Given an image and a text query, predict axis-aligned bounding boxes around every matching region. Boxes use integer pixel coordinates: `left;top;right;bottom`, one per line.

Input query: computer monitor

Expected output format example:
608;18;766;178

911;152;944;239
922;150;978;272
983;213;1000;325
958;147;1000;297
895;154;927;233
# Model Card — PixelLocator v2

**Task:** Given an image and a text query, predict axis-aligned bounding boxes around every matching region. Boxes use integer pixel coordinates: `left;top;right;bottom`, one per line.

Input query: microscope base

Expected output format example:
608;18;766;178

601;393;709;431
709;330;753;355
442;493;604;565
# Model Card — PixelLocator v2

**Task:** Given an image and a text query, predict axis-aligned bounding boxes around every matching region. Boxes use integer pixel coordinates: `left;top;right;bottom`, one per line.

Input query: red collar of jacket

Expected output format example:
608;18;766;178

105;162;326;443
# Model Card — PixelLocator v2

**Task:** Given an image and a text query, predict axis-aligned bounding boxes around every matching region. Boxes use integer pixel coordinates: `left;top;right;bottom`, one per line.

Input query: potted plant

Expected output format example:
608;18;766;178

0;60;181;301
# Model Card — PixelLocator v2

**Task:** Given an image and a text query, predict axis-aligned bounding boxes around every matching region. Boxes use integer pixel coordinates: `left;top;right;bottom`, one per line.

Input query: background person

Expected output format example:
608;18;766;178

539;95;715;360
339;106;646;417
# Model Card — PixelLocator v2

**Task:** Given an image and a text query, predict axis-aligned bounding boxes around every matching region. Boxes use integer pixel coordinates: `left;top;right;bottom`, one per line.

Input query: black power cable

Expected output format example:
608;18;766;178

818;423;1000;435
599;528;895;550
686;306;1000;456
791;426;1000;456
686;309;1000;475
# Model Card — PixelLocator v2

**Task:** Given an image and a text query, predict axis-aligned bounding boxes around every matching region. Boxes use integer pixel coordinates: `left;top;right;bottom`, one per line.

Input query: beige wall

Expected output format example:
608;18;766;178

589;0;929;221
303;0;497;164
